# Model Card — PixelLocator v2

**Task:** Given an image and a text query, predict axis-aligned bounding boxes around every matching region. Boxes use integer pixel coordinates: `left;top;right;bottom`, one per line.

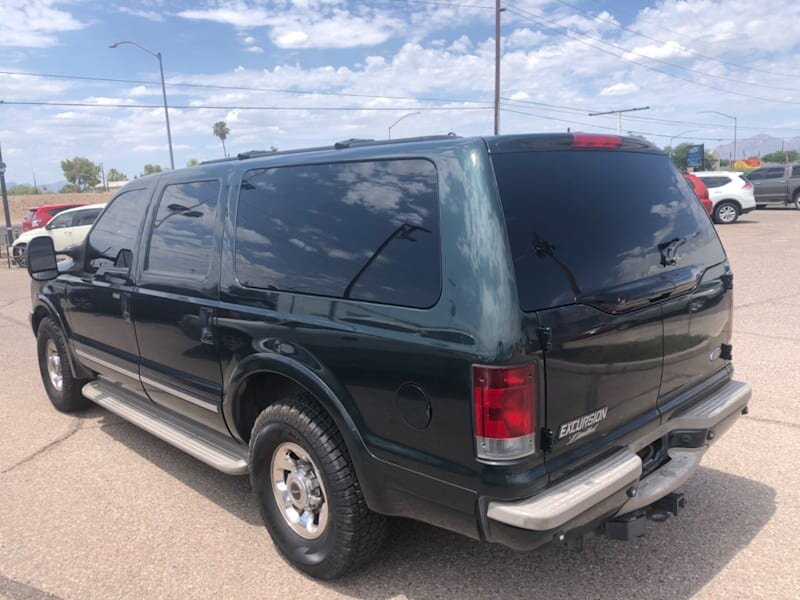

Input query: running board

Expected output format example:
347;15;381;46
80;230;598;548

83;380;249;475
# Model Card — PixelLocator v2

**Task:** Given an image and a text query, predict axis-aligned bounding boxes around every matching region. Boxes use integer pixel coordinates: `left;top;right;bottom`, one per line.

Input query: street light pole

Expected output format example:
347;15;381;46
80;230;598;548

669;129;696;159
494;0;504;135
388;112;421;140
110;41;175;170
0;141;12;246
698;110;737;163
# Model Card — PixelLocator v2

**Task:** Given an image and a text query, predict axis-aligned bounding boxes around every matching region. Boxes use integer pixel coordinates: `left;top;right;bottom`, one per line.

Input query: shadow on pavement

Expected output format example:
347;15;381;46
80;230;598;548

96;413;262;527
328;467;774;600
94;413;774;600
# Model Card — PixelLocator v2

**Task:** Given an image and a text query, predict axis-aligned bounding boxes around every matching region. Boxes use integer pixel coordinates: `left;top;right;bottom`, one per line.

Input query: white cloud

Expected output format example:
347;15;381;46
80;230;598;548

119;7;164;22
600;82;639;96
177;7;270;28
0;0;84;47
624;40;689;60
245;45;264;53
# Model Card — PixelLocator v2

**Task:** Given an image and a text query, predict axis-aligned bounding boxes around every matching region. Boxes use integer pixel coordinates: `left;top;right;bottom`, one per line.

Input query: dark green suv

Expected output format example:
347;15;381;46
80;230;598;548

27;133;750;579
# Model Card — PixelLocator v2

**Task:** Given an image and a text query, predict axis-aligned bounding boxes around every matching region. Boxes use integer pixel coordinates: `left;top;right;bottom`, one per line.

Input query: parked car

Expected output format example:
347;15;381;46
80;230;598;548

692;171;756;224
682;172;713;216
26;133;750;579
12;204;105;267
21;203;86;232
744;164;800;208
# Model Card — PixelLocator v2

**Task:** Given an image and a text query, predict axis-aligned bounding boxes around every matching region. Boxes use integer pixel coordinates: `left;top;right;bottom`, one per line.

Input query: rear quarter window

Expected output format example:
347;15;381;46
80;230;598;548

234;159;441;308
492;149;726;311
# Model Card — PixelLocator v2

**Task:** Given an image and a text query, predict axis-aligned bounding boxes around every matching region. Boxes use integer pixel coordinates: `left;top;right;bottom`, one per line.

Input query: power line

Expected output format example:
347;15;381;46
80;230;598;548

550;0;798;80
505;5;800;96
499;97;800;133
0;100;493;111
0;70;482;105
505;5;800;105
500;106;728;141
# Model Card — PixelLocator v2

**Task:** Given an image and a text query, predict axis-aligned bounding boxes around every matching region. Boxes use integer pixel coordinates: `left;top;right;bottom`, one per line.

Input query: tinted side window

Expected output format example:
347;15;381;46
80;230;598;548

86;189;149;272
74;209;102;226
235;159;440;308
700;176;730;188
146;180;220;278
48;212;75;229
792;166;800;178
492;150;726;311
765;167;786;179
746;170;764;181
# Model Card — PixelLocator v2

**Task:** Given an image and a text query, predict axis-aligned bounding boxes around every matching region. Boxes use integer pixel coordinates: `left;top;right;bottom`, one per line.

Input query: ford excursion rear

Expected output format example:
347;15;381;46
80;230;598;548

27;133;750;579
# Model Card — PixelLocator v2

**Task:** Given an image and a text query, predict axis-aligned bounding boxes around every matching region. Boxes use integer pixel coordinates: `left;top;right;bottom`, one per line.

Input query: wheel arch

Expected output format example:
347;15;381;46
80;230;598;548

31;297;87;379
223;354;378;502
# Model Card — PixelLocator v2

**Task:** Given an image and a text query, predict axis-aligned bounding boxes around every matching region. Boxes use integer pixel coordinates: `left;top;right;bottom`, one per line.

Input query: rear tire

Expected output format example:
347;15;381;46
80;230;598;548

713;201;739;224
793;191;800;210
36;317;91;412
249;393;387;579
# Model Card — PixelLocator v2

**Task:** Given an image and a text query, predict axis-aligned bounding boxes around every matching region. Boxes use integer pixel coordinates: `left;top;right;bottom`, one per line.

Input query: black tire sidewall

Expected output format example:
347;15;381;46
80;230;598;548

714;201;739;224
250;418;340;576
36;318;88;412
13;244;27;267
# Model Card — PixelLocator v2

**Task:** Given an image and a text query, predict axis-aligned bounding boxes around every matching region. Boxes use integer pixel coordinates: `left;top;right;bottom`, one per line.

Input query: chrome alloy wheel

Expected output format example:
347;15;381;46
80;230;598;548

45;339;63;392
717;204;738;223
270;442;329;539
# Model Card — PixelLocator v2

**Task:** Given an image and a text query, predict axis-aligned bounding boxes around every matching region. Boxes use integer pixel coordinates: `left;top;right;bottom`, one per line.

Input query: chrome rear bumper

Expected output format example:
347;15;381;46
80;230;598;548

487;379;751;532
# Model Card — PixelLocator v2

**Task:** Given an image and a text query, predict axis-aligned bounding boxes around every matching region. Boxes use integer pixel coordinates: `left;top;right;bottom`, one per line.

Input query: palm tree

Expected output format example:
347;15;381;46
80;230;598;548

213;121;230;157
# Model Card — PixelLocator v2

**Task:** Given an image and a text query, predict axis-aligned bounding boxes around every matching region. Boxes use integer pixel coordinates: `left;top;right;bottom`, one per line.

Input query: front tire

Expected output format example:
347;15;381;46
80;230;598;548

249;393;387;579
713;201;740;224
12;243;27;267
36;317;91;412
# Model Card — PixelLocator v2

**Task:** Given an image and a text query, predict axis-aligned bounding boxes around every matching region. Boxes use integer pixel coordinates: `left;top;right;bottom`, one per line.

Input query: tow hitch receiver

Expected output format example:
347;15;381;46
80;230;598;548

605;492;687;541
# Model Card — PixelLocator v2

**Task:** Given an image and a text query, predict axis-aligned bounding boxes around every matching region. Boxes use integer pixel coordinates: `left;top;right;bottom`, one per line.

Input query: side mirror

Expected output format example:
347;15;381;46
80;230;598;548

27;236;59;281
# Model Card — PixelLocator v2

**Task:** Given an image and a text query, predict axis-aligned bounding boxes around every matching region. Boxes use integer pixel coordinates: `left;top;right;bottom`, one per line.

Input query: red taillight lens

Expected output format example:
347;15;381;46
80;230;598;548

742;181;753;190
473;364;537;460
571;133;623;149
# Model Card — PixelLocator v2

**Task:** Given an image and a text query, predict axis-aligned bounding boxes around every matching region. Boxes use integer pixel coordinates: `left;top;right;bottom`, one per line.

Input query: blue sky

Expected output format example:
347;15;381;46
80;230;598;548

2;0;800;184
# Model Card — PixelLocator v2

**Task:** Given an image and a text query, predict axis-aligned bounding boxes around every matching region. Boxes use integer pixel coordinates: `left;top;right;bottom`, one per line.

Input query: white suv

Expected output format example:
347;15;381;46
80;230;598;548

12;203;105;267
693;171;756;224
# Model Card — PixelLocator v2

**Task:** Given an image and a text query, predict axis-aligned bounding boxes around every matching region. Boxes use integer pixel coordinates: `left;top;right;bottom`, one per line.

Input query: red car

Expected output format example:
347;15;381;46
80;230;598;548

21;203;85;232
682;173;713;216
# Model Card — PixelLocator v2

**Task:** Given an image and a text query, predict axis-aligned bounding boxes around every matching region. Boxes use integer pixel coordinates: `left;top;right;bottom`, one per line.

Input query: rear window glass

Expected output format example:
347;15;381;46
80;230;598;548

234;159;440;308
492;150;726;312
698;176;731;188
24;209;37;218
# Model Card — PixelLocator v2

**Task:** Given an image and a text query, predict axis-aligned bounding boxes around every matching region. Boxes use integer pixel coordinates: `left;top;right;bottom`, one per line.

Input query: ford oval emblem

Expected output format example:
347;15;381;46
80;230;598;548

709;347;722;362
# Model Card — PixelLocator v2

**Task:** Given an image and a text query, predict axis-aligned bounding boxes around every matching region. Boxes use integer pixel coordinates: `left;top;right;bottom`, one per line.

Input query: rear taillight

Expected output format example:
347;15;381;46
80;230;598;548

473;364;537;460
571;133;623;149
31;218;41;227
742;180;753;190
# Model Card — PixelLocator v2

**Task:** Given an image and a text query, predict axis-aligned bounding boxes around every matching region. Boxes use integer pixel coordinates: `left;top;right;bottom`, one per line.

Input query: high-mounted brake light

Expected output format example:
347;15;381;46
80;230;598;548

473;364;537;460
571;133;623;149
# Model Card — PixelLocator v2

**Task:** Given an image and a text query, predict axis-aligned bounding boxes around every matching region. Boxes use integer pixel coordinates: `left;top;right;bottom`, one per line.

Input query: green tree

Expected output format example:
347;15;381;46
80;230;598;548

186;158;200;167
141;164;163;177
60;183;78;194
668;143;714;171
762;150;799;163
60;156;101;191
107;168;128;182
7;184;37;195
213;121;230;157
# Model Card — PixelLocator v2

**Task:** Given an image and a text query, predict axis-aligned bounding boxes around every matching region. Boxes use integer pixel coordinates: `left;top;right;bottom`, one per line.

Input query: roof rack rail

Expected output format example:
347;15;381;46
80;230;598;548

199;133;463;165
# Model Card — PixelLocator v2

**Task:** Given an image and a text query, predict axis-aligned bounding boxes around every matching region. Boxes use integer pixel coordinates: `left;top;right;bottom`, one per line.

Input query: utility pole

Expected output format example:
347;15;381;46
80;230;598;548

588;106;650;134
100;163;107;191
0;141;12;246
494;0;506;135
32;172;38;194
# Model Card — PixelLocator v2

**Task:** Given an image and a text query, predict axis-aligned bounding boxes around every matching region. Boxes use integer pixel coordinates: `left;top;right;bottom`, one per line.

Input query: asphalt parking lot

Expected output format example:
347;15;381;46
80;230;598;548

1;209;799;600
